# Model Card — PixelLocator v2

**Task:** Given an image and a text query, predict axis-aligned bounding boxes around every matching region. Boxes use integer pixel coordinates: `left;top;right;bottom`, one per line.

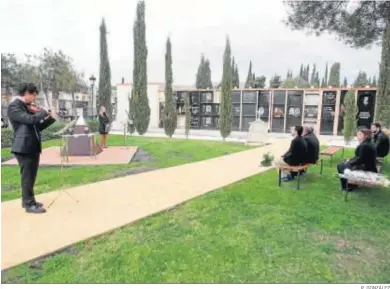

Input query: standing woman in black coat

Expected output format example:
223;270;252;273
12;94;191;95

98;106;110;148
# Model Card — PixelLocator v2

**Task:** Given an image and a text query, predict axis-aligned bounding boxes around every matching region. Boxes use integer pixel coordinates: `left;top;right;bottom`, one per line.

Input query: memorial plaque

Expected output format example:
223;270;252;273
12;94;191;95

304;92;320;125
201;91;213;103
232;116;240;130
320;91;337;135
357;90;376;128
257;91;270;123
286;90;303;128
232;91;241;103
242;91;257;103
271;90;286;132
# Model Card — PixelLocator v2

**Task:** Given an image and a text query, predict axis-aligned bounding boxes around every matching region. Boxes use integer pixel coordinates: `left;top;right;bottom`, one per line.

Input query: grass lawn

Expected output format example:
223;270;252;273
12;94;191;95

2;149;390;283
1;135;251;202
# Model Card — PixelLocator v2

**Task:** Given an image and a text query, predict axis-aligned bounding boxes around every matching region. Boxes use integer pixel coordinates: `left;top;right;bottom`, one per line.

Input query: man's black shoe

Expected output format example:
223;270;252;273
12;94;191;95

25;204;46;214
22;202;43;209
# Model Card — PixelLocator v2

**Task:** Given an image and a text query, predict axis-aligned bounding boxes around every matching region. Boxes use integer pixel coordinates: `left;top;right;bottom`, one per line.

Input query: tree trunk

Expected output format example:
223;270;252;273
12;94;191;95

52;90;59;112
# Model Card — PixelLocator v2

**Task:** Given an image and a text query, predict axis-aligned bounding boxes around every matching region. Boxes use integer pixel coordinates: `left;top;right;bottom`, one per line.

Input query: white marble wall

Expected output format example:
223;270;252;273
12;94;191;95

111;83;160;131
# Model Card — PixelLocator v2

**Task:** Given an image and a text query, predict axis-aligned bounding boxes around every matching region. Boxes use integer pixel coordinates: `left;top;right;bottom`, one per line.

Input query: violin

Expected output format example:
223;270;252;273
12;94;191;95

27;103;40;113
27;103;52;114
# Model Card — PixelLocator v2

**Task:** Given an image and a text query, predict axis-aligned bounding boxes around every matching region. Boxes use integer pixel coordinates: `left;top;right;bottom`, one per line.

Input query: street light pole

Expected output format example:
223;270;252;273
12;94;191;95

89;75;96;119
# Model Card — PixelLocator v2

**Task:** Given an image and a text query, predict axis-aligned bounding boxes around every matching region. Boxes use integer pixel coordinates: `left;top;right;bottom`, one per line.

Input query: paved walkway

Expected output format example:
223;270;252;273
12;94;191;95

1;139;290;270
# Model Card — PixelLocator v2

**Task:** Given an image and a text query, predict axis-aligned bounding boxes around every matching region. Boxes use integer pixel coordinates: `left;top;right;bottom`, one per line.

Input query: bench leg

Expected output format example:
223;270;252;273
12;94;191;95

342;147;345;160
344;183;349;202
278;169;282;187
297;172;301;190
330;155;333;167
320;159;323;175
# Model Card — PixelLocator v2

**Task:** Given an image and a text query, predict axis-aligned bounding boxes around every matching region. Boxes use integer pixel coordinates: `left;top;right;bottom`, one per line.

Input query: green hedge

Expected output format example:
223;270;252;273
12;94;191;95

88;120;99;133
1;121;68;149
1;120;100;149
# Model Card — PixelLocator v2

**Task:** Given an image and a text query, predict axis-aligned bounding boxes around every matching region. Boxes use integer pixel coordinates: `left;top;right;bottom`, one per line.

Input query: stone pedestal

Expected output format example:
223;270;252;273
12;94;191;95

247;119;269;144
63;115;103;157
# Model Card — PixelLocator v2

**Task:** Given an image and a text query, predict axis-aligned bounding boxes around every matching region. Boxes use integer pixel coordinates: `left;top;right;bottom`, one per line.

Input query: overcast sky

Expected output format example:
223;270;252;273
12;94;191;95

0;0;381;87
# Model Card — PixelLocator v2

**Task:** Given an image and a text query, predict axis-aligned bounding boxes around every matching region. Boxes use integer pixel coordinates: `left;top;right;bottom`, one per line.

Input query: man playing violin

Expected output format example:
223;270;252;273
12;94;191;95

7;83;56;214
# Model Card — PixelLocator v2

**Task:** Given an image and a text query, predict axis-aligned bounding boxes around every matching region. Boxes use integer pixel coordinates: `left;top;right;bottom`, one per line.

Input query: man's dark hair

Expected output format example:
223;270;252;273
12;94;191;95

372;122;381;129
18;83;39;96
295;125;303;136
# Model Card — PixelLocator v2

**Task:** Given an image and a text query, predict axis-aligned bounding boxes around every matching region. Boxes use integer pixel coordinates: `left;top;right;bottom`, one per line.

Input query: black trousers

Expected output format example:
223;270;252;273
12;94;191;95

337;162;357;190
14;153;40;206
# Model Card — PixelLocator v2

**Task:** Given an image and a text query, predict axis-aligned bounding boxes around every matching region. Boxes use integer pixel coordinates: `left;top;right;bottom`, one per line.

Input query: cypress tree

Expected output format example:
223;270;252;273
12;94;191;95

321;77;325;88
196;55;206;89
315;71;320;87
97;18;112;119
234;65;240;88
372;75;377;87
343;90;357;144
183;92;191;138
324;63;329;87
132;0;150;135
305;64;310;82
204;59;212;89
244;61;253;88
310;64;316;86
163;37;176;138
328;62;341;87
343;77;348;88
354;71;369;87
375;26;390;127
299;64;304;79
232;57;240;88
127;91;136;134
219;36;233;140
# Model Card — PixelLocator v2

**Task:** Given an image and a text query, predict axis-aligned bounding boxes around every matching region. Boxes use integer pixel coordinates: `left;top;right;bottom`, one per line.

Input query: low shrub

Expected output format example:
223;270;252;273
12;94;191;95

1;128;14;148
88;120;99;133
260;152;274;167
1;121;68;148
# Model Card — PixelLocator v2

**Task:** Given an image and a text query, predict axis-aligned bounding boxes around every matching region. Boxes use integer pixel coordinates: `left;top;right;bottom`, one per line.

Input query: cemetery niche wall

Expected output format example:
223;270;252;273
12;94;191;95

189;91;201;128
241;90;257;131
154;88;377;135
199;91;218;130
271;90;286;133
337;90;348;136
320;90;337;135
232;90;241;131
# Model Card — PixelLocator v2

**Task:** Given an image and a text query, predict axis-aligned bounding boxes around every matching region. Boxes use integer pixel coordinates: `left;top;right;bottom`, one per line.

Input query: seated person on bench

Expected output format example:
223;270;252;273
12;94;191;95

276;125;307;182
303;125;320;165
371;122;389;159
337;128;377;192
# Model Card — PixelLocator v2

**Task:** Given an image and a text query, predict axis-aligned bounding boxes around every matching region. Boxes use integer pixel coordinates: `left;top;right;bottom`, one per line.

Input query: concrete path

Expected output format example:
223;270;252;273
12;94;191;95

1;139;289;270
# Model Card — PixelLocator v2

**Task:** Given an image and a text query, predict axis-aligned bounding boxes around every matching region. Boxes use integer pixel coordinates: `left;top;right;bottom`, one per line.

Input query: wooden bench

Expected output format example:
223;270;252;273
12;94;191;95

344;179;381;202
277;160;323;190
320;146;345;167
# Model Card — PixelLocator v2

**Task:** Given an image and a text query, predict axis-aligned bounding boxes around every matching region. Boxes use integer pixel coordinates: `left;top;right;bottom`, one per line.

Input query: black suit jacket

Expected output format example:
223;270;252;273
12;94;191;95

7;99;56;154
283;136;307;166
373;130;389;158
348;140;377;172
303;133;320;164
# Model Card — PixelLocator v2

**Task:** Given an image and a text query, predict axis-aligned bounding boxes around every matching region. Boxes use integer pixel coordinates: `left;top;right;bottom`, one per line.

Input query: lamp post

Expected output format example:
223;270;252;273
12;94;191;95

89;75;96;119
